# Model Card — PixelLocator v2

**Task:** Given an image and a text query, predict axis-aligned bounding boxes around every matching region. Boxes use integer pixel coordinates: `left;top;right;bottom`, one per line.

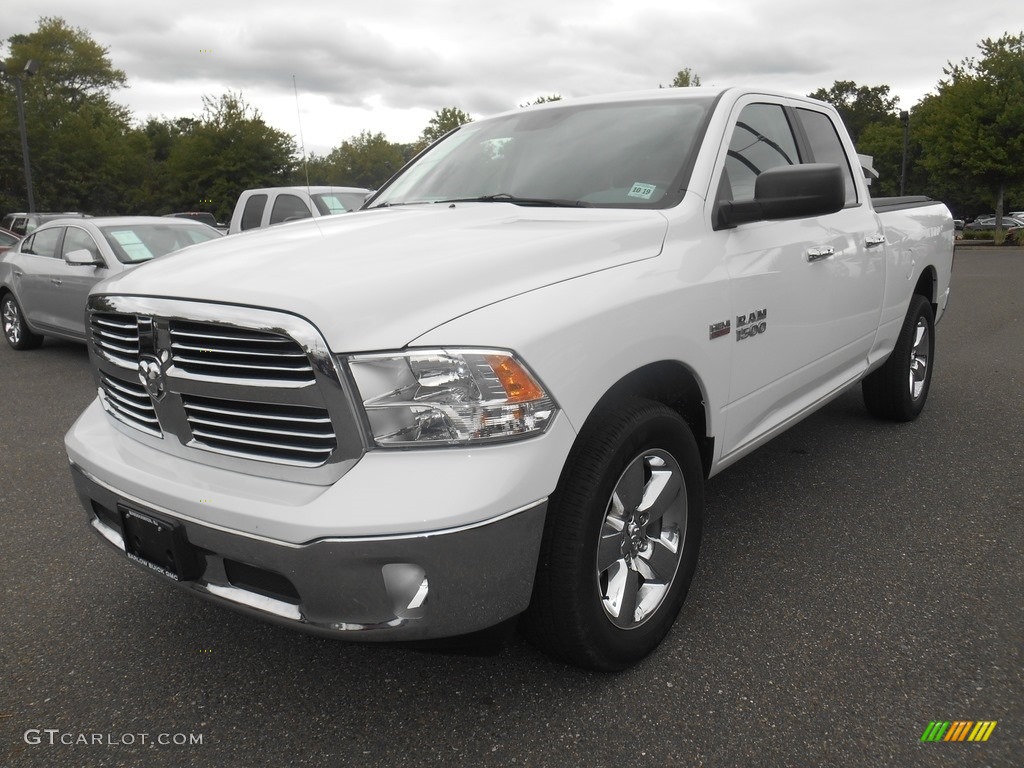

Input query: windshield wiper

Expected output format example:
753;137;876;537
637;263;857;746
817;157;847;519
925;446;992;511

437;194;592;208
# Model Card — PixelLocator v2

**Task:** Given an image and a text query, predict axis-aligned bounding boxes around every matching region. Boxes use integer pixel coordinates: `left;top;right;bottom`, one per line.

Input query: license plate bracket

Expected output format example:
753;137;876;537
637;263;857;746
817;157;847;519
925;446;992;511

118;505;202;581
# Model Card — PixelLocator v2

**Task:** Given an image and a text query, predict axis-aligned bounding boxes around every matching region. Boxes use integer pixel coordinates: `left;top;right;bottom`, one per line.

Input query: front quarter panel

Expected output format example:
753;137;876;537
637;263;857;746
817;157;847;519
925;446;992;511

410;204;729;471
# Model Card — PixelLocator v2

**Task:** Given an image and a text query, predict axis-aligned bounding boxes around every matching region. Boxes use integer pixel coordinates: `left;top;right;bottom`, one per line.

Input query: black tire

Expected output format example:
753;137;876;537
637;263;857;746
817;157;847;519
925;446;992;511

1;292;44;351
862;294;934;421
525;398;703;671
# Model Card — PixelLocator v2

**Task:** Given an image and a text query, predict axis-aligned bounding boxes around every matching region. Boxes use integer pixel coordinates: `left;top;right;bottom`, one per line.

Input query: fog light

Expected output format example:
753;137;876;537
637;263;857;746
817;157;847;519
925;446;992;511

382;563;428;619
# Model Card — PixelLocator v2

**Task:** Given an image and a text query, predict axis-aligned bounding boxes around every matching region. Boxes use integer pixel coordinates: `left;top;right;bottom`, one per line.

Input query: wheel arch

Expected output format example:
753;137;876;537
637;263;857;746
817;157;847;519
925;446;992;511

581;361;713;478
914;266;937;315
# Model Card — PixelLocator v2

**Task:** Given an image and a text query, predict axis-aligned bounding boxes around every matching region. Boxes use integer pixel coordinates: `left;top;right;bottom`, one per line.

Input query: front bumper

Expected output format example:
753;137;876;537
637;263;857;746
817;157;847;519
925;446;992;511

71;462;547;639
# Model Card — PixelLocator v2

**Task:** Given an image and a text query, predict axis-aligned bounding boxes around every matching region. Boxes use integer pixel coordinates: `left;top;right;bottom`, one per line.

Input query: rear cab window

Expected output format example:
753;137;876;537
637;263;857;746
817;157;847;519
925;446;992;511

795;108;858;205
240;194;268;231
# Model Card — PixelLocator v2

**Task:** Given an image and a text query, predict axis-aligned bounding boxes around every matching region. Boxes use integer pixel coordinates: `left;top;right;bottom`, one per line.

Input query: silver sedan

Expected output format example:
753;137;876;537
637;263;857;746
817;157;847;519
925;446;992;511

1;216;222;349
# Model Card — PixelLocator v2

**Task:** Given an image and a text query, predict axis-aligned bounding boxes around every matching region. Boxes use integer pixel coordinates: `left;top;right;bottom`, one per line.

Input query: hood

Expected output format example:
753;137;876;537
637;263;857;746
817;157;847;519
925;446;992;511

97;204;668;351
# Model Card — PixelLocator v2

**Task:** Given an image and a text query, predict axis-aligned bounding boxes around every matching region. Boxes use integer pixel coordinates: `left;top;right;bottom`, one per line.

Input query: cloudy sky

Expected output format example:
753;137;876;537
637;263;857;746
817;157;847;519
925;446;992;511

2;1;1018;153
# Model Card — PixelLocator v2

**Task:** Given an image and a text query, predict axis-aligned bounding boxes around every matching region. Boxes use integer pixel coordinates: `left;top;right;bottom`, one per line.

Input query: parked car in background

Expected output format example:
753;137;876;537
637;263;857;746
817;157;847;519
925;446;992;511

2;211;90;237
163;211;226;232
0;227;19;253
1;216;222;350
965;215;1024;230
227;186;371;234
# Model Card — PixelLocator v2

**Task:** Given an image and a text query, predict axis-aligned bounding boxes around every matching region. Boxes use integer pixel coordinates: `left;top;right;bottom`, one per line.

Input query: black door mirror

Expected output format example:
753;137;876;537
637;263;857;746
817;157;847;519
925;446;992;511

716;163;846;229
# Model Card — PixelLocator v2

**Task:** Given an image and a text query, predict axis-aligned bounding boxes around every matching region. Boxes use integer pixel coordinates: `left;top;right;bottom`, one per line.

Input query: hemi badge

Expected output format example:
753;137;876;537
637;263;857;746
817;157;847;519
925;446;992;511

709;320;731;340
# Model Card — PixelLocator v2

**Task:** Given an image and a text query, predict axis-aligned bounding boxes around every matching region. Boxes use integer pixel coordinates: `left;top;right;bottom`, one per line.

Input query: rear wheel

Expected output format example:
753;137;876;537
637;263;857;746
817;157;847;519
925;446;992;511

862;294;934;421
526;399;703;671
1;292;43;350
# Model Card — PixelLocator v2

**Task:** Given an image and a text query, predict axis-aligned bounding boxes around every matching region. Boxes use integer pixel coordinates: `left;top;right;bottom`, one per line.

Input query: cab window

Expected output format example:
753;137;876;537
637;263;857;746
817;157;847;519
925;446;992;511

269;194;312;225
720;103;801;203
240;194;268;231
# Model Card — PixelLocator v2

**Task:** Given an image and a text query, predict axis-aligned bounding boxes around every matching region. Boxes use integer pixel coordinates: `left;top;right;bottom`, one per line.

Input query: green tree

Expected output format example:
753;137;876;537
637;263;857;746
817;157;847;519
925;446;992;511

660;68;702;88
320;130;405;189
856;120;905;197
1;17;135;214
915;32;1024;227
418;107;472;148
165;93;297;221
808;80;900;145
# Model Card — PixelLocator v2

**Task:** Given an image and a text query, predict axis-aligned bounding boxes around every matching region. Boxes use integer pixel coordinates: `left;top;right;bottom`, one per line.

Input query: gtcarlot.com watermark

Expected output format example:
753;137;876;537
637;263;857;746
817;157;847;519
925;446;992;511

24;729;204;747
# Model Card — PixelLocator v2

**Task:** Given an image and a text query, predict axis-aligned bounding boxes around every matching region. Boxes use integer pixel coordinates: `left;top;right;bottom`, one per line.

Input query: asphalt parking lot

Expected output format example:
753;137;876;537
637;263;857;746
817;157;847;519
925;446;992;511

2;246;1020;767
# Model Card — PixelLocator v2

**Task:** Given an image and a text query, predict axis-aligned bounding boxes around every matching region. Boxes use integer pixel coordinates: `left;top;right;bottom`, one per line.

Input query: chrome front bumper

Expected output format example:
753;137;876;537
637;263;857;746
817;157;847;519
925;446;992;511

70;463;547;640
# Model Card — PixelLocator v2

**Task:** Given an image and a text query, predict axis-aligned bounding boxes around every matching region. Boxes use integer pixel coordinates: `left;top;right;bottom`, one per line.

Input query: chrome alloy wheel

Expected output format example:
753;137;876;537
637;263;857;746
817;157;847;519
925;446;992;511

909;317;930;400
2;296;22;346
596;449;687;629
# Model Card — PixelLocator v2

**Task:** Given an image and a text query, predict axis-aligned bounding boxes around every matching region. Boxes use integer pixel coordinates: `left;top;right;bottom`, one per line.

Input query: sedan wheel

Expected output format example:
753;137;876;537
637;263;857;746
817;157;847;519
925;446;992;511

2;293;43;350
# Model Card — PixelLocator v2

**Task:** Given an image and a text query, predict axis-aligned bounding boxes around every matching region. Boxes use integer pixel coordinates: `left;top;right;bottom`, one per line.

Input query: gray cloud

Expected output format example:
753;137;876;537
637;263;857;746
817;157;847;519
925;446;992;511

4;0;1017;146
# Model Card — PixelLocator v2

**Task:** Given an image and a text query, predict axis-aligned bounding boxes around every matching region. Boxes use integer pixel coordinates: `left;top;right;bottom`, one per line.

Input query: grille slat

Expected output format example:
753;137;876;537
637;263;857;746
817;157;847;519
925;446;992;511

171;342;308;359
172;354;313;373
184;401;332;425
188;415;336;442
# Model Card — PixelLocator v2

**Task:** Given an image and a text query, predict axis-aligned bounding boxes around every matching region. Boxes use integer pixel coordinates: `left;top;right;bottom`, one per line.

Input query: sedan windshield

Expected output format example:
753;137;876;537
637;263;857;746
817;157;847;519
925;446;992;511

99;223;221;264
369;97;714;210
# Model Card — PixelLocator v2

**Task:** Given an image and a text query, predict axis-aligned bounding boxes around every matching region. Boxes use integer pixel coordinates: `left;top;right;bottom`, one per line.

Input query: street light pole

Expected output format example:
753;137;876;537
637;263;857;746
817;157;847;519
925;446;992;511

899;110;909;197
0;59;40;213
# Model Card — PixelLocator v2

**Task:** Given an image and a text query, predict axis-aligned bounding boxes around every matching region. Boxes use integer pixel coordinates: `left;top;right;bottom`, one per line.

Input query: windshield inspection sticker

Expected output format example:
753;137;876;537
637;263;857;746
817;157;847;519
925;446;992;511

627;182;656;200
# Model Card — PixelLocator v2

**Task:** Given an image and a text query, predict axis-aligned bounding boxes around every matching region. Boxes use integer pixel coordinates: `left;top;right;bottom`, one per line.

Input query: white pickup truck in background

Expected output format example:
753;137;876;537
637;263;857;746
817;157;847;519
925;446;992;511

227;185;371;234
65;87;953;670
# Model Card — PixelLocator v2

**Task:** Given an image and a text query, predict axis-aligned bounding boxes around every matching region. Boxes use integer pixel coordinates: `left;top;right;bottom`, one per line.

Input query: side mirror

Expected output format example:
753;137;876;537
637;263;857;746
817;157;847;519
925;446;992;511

65;248;104;267
716;163;846;229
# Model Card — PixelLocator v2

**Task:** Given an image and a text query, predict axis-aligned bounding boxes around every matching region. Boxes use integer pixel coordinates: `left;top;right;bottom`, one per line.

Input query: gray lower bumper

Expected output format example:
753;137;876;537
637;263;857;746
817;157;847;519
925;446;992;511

70;463;547;640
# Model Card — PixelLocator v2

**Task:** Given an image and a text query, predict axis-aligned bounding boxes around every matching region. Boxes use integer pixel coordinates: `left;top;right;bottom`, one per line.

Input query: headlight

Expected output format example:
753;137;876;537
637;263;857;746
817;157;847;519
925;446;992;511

345;348;557;446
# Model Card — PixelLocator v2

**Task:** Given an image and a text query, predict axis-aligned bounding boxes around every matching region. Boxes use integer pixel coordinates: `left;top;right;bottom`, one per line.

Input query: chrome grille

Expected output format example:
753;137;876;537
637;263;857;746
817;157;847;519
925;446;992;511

91;313;141;366
169;320;314;382
182;395;336;466
86;295;365;483
99;373;161;438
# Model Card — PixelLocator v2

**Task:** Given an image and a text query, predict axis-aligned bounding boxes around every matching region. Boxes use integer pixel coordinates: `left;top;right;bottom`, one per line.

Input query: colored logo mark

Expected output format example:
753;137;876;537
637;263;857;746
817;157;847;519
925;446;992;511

921;721;997;742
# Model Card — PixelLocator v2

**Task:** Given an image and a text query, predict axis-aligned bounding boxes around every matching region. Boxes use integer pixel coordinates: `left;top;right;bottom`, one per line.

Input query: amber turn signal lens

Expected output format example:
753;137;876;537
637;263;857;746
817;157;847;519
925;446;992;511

485;354;545;402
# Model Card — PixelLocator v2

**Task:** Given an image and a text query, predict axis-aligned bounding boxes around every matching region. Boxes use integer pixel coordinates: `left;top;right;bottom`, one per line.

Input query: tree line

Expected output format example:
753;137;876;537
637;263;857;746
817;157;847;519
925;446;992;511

1;18;1021;224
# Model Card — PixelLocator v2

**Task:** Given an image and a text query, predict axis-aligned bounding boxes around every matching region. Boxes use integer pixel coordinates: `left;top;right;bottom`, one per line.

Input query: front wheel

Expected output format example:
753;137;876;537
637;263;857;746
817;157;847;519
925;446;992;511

2;293;44;351
862;294;934;421
525;399;704;671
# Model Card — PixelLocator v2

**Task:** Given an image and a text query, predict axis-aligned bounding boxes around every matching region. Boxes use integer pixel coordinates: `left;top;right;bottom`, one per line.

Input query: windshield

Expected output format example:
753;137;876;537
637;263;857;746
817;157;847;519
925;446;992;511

369;97;714;209
99;223;221;264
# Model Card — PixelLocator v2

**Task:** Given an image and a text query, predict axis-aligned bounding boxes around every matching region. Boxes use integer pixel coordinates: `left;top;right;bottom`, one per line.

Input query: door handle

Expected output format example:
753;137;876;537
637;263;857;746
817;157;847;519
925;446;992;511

50;278;62;286
14;269;23;278
866;234;886;247
806;246;835;262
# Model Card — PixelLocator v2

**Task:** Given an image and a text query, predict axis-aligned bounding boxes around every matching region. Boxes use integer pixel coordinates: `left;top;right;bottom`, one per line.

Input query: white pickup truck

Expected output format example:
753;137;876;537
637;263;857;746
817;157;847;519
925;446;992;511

65;87;953;670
